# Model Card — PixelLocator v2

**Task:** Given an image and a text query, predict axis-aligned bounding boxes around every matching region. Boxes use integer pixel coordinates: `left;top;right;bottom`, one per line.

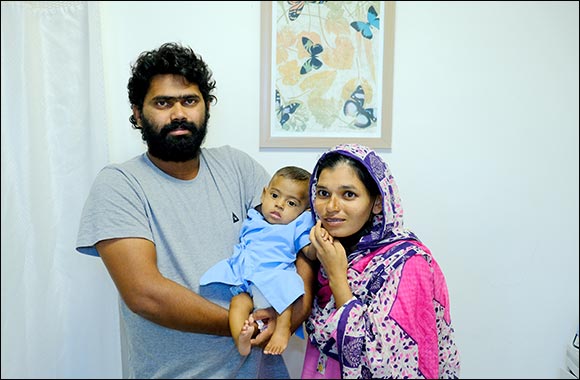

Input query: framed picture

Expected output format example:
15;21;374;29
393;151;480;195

260;1;395;149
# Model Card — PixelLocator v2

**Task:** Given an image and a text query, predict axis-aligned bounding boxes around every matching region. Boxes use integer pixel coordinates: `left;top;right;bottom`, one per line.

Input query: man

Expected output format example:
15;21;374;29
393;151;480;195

76;42;315;378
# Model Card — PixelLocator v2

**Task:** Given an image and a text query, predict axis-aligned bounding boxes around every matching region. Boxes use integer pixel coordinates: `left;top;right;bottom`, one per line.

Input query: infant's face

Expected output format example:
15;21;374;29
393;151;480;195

261;176;308;225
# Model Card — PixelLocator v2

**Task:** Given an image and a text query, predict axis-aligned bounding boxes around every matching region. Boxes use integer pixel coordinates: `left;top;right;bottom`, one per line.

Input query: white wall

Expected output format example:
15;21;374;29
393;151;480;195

99;1;579;378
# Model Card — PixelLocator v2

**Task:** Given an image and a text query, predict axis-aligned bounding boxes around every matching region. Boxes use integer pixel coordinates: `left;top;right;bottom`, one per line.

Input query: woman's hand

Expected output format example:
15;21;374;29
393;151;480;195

309;221;353;307
309;221;346;276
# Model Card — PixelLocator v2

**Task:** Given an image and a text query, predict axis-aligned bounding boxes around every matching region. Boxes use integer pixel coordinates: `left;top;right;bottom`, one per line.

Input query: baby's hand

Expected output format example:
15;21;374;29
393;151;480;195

320;228;333;243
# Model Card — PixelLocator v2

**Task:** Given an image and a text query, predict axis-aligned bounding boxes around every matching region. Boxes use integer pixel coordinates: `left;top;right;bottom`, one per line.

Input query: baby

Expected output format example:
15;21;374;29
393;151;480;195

200;166;317;355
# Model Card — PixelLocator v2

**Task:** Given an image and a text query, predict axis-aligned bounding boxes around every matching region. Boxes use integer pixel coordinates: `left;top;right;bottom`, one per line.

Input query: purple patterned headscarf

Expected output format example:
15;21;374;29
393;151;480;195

309;143;418;258
305;144;460;379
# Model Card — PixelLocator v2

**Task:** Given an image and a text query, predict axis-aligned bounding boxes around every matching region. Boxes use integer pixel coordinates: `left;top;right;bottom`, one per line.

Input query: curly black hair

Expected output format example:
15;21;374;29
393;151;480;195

127;42;217;128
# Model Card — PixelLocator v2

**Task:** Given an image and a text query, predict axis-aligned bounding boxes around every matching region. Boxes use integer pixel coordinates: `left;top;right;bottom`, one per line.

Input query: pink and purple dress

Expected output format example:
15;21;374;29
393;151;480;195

302;144;460;379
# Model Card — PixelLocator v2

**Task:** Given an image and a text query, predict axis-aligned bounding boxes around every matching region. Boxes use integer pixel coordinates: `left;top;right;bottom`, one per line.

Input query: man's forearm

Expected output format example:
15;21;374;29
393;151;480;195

125;276;231;336
292;252;318;331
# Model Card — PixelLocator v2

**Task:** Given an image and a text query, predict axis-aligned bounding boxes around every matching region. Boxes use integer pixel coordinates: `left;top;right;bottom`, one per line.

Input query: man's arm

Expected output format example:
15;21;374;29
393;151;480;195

96;237;231;336
290;251;317;332
301;243;318;262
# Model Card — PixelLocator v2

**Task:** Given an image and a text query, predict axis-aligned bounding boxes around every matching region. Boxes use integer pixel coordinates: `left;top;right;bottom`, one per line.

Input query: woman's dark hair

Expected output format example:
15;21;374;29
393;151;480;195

127;42;217;127
315;153;380;197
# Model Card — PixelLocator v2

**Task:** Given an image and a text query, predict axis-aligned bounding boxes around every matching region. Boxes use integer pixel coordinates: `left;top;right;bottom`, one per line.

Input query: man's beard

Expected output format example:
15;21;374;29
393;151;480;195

140;114;208;162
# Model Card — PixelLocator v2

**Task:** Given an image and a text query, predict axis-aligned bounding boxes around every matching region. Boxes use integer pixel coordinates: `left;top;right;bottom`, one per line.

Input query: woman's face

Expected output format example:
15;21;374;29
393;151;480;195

313;163;381;239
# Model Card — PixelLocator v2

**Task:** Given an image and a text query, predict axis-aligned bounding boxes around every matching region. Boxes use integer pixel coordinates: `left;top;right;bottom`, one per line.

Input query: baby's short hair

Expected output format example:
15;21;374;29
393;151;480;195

272;166;311;183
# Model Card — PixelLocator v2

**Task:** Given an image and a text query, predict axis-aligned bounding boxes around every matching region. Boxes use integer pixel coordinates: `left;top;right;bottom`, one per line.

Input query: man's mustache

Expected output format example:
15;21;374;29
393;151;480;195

160;121;197;136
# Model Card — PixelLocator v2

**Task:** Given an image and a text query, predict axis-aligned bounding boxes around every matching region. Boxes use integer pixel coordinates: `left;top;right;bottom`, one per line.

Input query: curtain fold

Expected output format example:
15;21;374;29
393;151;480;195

1;2;121;378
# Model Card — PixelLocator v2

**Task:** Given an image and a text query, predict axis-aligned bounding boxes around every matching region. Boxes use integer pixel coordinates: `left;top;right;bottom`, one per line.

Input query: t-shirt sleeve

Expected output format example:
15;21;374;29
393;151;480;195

294;210;315;252
76;166;152;256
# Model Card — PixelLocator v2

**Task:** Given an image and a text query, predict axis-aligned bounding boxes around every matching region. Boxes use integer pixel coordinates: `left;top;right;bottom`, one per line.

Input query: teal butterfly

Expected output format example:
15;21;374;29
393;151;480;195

276;89;300;127
343;85;377;128
350;5;379;39
300;37;323;75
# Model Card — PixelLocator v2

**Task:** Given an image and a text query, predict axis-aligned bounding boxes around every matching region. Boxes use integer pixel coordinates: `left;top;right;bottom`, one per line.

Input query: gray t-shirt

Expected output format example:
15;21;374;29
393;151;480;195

76;146;289;379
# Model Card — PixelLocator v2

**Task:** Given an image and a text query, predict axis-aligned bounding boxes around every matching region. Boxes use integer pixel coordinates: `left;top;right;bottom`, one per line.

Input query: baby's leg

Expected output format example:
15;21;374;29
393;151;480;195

263;307;292;355
229;292;254;356
238;315;255;356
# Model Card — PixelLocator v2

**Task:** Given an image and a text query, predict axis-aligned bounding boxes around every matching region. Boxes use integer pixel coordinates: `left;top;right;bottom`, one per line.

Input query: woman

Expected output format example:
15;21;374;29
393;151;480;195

302;144;460;379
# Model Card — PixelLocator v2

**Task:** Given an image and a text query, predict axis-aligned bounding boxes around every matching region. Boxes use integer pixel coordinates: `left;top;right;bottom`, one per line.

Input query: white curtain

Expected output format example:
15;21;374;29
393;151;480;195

1;2;121;378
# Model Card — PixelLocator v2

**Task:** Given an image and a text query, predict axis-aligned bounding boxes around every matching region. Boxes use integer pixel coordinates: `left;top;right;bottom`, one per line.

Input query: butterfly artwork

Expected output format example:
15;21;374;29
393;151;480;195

350;5;380;39
287;1;327;21
300;36;323;75
275;89;300;129
343;85;377;128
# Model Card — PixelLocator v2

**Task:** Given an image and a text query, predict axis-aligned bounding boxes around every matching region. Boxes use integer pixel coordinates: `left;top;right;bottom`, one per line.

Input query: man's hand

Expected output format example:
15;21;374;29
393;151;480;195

250;307;277;348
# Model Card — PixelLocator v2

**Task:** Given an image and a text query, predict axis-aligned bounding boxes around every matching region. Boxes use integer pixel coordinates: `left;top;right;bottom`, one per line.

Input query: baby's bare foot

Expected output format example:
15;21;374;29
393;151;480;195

237;317;255;356
263;330;290;355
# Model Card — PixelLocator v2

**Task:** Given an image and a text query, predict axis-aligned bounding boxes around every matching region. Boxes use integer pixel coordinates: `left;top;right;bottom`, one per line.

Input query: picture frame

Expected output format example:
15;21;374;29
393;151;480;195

260;1;395;149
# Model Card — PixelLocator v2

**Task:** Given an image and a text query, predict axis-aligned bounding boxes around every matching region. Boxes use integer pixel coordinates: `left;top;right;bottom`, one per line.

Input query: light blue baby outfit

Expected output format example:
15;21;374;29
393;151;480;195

200;208;314;314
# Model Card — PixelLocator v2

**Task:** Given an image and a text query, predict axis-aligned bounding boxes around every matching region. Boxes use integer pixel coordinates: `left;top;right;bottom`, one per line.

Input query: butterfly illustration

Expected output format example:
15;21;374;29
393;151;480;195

275;89;300;128
350;5;380;39
343;85;377;128
300;36;323;75
287;1;327;21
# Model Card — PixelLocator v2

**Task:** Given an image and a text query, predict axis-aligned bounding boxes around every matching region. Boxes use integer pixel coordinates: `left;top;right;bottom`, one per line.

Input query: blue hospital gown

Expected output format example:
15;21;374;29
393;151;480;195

200;208;314;314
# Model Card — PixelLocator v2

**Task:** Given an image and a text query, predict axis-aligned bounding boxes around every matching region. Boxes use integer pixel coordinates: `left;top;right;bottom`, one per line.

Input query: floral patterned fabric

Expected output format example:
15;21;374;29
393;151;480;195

303;144;460;379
